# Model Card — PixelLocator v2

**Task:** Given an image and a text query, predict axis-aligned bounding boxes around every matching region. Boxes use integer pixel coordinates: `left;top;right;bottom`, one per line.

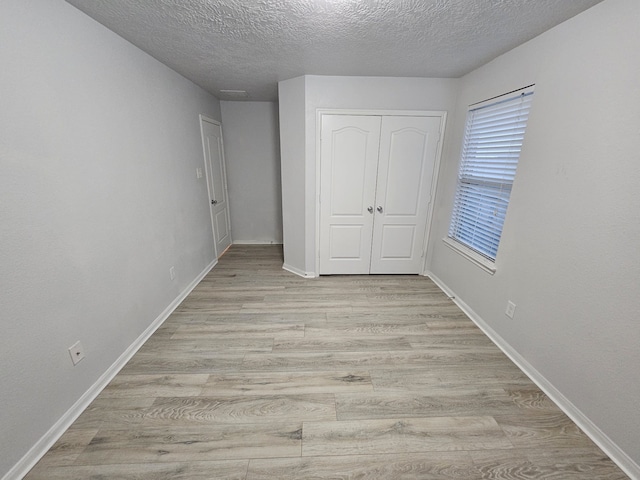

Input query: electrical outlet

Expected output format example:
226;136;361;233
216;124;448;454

505;301;516;319
68;341;85;365
196;168;203;179
169;266;176;280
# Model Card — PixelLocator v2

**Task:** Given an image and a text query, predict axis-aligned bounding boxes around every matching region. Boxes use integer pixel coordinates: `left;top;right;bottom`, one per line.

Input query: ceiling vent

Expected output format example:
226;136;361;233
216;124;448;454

219;89;249;100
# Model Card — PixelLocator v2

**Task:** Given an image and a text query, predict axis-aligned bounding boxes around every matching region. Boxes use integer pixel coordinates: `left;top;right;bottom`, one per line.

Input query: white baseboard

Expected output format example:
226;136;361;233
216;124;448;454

232;240;283;245
282;263;316;278
3;258;218;480
427;271;640;480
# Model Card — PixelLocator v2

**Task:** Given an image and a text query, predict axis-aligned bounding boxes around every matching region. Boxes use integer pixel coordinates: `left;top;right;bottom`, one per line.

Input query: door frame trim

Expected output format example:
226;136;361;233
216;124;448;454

199;114;232;259
315;109;447;276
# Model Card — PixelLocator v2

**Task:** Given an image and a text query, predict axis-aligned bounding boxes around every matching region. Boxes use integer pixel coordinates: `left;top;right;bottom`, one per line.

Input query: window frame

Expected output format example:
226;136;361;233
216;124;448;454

445;85;535;274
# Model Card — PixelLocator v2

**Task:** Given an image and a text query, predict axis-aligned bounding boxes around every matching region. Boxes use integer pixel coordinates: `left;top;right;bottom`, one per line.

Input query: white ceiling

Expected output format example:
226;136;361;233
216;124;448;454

65;0;603;101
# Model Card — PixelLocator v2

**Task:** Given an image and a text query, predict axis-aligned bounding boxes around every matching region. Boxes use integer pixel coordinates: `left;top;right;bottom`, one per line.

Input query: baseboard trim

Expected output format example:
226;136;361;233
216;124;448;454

232;240;283;245
427;271;640;480
282;263;316;278
3;258;218;480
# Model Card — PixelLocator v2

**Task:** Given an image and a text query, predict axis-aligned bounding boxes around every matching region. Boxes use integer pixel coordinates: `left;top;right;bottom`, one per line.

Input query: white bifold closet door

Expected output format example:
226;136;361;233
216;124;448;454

319;114;441;274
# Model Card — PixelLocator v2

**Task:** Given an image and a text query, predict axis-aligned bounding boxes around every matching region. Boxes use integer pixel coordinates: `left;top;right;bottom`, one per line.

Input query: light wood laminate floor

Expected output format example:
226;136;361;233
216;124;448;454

25;245;627;479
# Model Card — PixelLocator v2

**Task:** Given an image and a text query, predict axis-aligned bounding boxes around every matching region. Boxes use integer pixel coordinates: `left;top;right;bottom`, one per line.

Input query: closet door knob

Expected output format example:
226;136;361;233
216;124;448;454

377;206;383;213
367;206;374;214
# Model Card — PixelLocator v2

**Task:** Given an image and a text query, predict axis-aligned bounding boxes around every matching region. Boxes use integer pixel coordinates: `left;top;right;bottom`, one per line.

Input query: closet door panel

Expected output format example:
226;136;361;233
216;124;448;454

319;115;382;274
370;116;441;274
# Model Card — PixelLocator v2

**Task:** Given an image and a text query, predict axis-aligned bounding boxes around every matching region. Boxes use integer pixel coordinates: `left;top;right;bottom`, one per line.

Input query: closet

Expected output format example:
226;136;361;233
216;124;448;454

319;114;442;274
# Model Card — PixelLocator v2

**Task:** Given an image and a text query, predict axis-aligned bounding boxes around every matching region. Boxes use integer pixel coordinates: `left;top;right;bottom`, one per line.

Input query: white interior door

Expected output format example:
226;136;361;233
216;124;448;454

319;114;442;275
370;116;441;273
319;115;382;274
200;117;232;258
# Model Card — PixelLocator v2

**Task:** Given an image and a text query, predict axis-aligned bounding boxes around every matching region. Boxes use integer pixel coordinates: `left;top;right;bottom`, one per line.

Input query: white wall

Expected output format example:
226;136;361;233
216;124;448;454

220;101;282;244
278;75;459;275
278;76;308;275
428;0;640;473
0;0;221;477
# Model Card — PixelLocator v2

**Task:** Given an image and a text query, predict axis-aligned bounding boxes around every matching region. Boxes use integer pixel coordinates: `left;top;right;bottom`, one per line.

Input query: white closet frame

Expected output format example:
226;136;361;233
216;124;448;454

314;108;447;276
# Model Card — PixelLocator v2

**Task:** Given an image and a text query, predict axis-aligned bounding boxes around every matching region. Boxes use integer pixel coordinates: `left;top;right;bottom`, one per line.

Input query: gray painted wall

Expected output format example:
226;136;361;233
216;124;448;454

278;76;308;275
428;0;640;469
0;0;221;476
220;101;283;244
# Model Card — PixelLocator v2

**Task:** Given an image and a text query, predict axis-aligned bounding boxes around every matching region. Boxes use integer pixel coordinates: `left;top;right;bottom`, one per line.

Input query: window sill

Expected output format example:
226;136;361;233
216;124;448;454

442;237;496;275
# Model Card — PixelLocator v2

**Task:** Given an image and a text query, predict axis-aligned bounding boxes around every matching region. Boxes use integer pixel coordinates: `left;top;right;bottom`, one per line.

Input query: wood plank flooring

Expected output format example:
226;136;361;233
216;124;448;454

25;245;627;479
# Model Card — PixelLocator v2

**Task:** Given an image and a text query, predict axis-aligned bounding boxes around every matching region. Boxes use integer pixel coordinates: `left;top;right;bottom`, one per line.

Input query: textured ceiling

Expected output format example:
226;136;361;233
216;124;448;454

65;0;604;101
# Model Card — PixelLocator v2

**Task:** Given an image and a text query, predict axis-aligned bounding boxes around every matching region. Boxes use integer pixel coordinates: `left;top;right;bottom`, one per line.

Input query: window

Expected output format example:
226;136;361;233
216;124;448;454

447;86;534;270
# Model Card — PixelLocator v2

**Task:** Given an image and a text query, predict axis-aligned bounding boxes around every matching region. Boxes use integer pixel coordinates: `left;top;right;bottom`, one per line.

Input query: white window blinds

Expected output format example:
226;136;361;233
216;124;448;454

448;87;534;261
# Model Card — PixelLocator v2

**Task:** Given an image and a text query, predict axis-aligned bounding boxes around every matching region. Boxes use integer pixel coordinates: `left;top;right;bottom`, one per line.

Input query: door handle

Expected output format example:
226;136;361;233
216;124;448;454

211;199;218;205
377;206;383;213
367;206;374;214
